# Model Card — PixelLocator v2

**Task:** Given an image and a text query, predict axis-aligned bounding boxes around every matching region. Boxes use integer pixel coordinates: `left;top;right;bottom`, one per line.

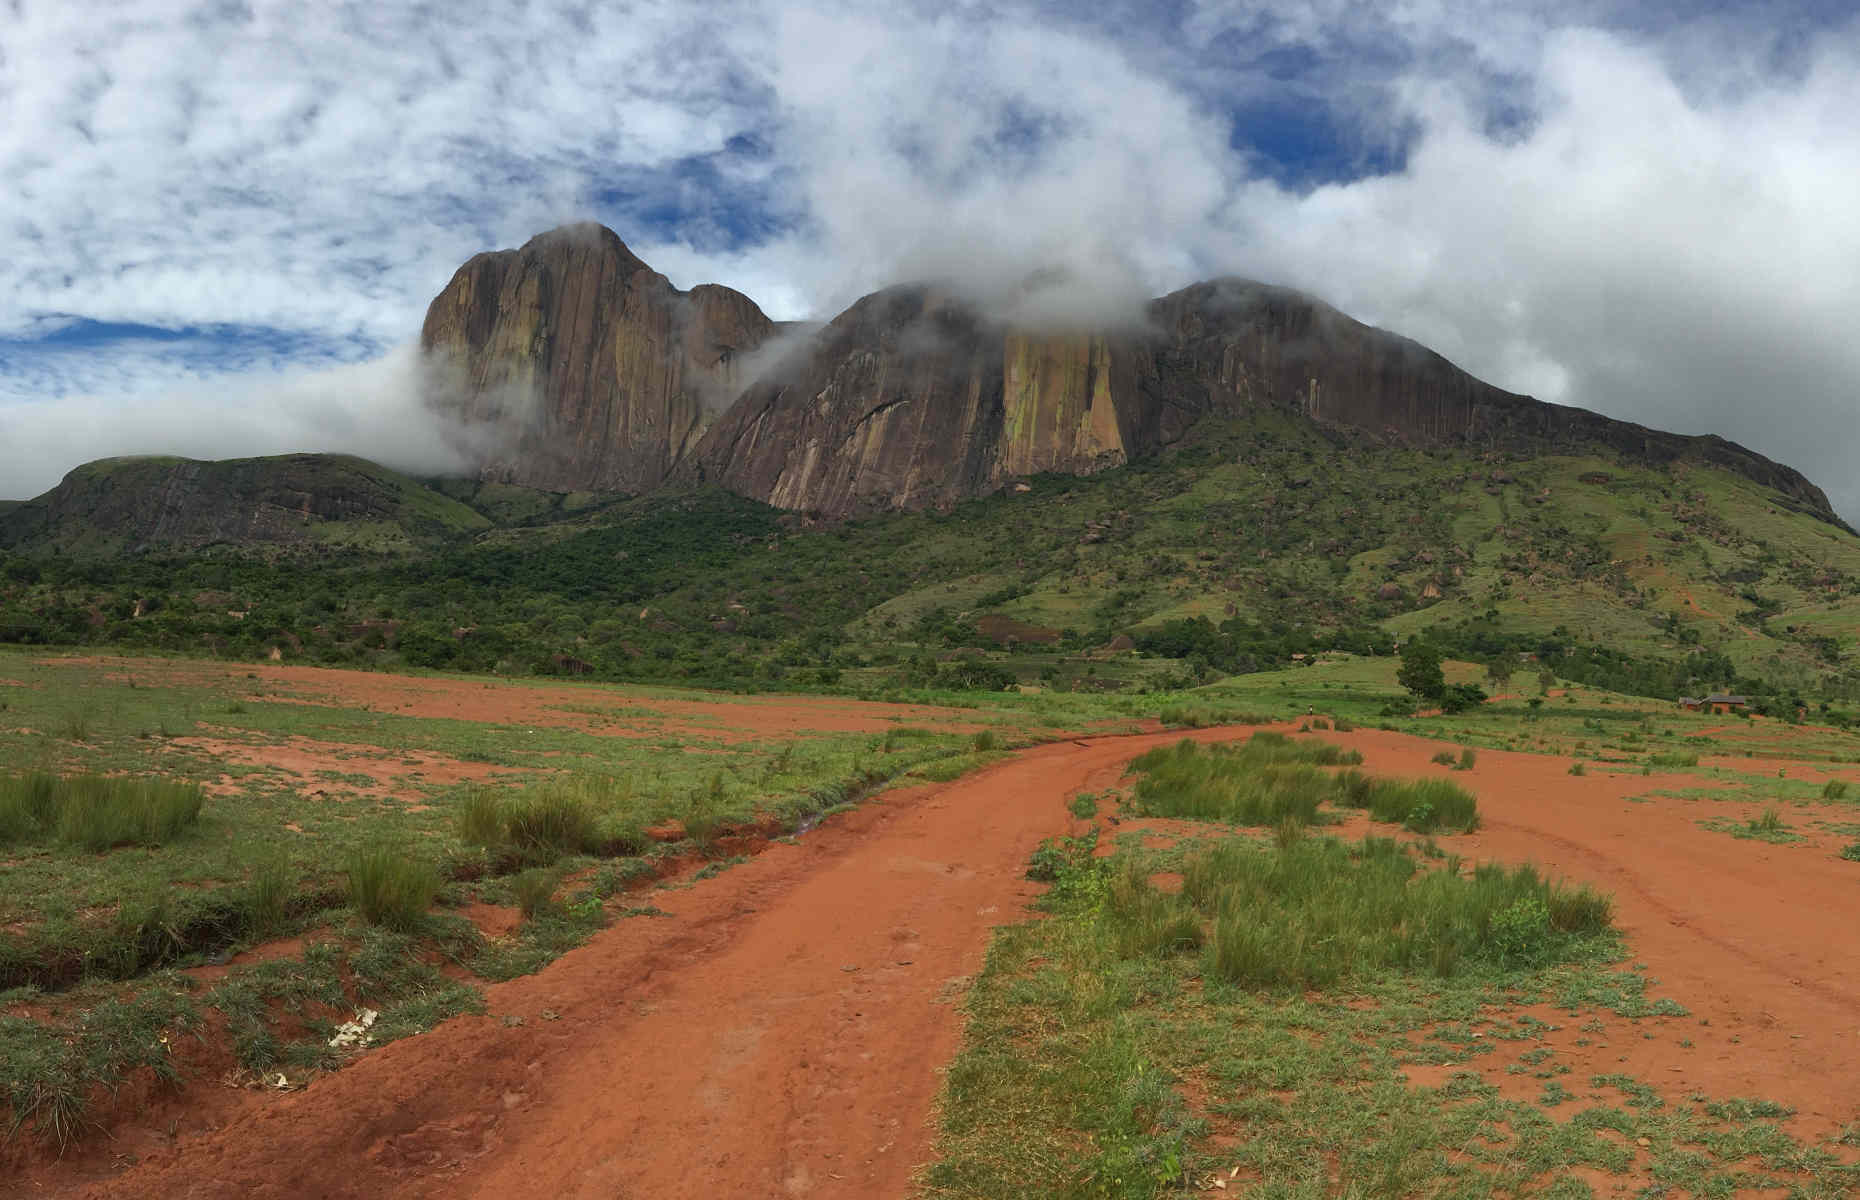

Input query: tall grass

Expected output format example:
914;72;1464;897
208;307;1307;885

1160;836;1613;986
1332;772;1480;834
1823;780;1850;801
0;772;203;850
1649;751;1700;769
345;846;440;931
458;774;645;864
1129;738;1476;833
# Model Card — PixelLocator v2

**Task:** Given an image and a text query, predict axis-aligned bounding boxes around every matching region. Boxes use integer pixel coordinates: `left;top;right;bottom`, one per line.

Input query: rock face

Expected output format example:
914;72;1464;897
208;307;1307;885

685;287;1177;515
421;223;775;494
426;225;1840;525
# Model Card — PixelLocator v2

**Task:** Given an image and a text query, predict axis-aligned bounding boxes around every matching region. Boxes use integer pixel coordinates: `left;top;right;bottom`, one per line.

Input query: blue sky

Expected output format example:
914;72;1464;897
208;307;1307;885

2;0;1858;517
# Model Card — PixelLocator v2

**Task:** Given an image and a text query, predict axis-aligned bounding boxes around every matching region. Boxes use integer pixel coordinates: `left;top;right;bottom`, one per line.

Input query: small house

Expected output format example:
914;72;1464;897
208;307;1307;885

1703;693;1749;714
1677;697;1704;711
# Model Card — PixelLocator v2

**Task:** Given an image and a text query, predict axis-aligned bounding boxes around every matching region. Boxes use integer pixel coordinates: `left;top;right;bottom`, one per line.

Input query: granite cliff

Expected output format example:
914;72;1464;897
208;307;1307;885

424;225;1840;526
420;223;774;494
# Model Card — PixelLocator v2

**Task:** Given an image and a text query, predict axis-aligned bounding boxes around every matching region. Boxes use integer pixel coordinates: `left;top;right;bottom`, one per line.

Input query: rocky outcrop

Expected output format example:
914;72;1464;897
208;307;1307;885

420;223;774;494
685;287;1179;515
425;225;1841;526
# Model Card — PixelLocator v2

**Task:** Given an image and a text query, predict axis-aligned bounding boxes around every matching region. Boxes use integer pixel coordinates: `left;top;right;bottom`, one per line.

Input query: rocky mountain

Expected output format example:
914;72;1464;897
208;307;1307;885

0;454;490;557
421;223;775;494
427;225;1840;527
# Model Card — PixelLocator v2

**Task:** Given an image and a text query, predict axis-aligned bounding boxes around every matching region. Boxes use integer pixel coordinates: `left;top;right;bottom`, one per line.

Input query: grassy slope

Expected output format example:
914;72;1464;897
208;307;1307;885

3;410;1860;698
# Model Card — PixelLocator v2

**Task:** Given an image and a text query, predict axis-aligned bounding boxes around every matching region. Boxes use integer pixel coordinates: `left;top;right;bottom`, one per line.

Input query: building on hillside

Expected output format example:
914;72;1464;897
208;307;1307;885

1677;697;1703;711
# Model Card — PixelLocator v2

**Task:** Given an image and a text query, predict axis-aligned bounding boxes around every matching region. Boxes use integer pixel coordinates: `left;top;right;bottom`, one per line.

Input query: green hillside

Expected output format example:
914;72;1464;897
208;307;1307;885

3;413;1859;708
0;453;490;558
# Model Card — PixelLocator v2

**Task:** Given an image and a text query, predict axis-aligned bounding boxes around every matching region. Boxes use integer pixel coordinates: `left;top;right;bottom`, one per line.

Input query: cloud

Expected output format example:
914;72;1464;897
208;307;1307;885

0;344;498;499
3;0;1859;521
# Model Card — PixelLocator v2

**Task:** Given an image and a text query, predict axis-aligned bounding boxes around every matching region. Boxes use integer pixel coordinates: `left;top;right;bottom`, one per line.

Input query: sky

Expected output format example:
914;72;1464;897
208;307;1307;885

2;0;1858;517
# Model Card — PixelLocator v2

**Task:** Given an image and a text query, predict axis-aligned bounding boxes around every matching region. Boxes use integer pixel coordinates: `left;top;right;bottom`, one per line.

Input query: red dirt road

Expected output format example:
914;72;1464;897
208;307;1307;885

32;723;1860;1198
58;731;1190;1200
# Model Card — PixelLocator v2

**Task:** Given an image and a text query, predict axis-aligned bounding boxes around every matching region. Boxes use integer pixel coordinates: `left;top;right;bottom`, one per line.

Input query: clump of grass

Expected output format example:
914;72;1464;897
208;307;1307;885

1068;792;1098;819
1569;761;1587;777
346;846;439;931
245;851;296;938
1649;751;1700;768
458;774;645;864
1456;746;1477;771
1823;779;1850;801
0;772;203;851
1172;835;1614;987
1430;750;1458;767
971;729;1000;752
1839;842;1860;862
1333;773;1480;834
510;866;565;920
1748;807;1786;836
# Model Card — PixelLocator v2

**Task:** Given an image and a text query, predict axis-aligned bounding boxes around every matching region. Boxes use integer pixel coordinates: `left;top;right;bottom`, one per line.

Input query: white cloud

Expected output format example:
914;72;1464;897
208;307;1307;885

3;0;1859;523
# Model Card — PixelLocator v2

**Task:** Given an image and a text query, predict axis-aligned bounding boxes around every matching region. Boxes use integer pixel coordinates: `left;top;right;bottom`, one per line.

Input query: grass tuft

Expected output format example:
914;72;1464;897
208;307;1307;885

345;846;440;931
0;772;203;851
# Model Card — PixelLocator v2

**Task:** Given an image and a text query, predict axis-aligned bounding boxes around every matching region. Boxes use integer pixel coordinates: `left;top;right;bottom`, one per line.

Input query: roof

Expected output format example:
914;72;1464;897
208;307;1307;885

1703;693;1749;704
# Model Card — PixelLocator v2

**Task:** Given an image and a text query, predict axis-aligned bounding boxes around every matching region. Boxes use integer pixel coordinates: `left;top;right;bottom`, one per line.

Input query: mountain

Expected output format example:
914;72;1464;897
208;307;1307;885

428;224;1840;527
421;223;776;494
0;454;490;558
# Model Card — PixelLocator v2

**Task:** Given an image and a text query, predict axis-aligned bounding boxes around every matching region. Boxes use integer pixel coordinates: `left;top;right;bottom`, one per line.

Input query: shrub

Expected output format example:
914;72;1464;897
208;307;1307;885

1068;792;1098;819
1839;842;1860;862
346;846;439;931
1823;780;1850;801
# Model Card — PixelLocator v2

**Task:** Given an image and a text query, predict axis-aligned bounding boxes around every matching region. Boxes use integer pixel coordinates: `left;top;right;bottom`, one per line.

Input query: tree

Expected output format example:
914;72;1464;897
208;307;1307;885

1398;641;1446;702
1485;655;1515;691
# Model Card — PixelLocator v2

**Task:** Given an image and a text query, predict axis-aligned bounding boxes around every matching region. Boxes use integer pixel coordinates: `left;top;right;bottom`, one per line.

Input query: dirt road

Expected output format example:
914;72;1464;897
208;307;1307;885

63;730;1195;1200
42;723;1860;1197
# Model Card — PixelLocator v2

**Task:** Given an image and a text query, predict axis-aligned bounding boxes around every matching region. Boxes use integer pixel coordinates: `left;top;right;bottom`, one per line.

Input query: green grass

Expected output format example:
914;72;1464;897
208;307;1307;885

1824;779;1850;800
0;771;203;850
926;832;1855;1199
345;846;440;931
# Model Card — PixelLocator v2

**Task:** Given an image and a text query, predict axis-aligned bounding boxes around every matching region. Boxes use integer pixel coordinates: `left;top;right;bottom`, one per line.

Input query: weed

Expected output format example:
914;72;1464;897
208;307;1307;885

1068;792;1098;819
1840;842;1860;862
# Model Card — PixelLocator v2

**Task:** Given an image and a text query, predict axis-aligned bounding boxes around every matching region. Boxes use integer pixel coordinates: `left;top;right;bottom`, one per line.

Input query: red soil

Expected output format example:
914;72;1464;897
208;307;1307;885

21;723;1860;1197
37;655;988;742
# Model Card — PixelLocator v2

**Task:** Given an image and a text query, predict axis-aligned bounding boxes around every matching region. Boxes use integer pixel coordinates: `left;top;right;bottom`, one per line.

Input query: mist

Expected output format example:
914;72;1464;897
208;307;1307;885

0;345;519;501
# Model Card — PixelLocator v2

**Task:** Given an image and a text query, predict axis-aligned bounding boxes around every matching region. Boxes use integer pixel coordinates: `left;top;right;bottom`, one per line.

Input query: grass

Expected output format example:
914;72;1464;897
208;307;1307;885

0;771;203;850
1129;736;1479;833
1824;779;1850;800
345;846;440;931
926;831;1855;1199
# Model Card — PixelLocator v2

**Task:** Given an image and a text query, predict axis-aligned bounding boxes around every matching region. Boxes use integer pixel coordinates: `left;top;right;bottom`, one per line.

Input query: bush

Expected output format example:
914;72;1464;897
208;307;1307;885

1068;792;1098;819
1823;780;1850;801
1839;842;1860;862
346;846;439;931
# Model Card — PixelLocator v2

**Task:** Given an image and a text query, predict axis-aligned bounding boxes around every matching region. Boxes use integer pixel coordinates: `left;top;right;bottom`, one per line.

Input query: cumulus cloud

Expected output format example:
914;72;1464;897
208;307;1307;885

3;0;1859;521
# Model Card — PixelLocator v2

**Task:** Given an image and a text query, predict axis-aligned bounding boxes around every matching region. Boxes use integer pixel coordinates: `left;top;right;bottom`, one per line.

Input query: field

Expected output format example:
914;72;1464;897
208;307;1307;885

6;651;1860;1197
